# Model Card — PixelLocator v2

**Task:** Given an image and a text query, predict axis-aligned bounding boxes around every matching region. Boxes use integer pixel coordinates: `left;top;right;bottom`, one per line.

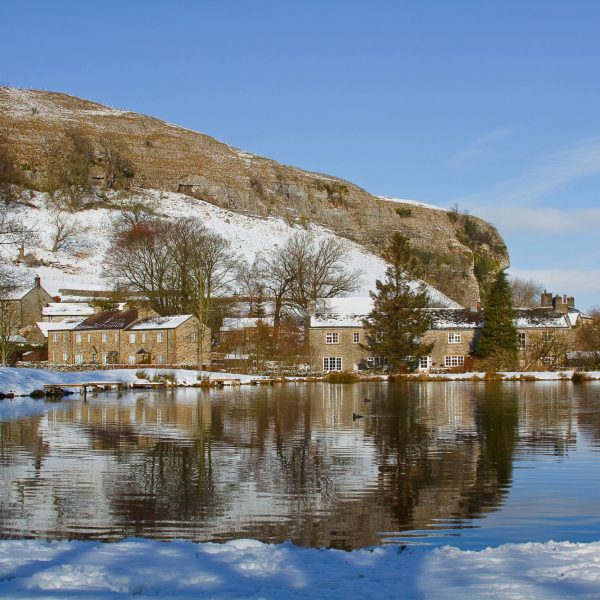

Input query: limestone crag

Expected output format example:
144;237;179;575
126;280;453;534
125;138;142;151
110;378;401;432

0;87;509;306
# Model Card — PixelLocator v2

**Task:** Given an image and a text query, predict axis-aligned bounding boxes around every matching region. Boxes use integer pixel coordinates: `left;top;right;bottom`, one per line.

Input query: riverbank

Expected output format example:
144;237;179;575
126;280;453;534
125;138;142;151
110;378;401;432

0;537;598;599
1;367;600;397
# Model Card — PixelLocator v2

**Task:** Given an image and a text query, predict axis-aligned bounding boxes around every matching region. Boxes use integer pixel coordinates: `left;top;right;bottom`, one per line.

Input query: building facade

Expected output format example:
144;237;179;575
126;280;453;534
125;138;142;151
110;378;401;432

47;310;211;367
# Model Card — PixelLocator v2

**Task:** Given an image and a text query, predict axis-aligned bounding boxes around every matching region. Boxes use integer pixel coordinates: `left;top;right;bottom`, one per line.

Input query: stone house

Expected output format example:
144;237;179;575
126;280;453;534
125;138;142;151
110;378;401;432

309;296;580;372
41;302;95;322
47;310;211;367
5;276;53;331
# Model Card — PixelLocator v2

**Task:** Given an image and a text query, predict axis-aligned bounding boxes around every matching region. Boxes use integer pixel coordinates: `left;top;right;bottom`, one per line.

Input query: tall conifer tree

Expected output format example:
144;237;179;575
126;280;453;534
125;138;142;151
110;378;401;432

477;271;518;368
362;233;432;370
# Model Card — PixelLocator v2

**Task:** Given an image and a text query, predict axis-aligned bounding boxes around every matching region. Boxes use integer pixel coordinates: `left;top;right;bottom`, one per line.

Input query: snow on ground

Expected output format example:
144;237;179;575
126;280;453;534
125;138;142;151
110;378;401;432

378;195;449;212
0;538;598;599
0;367;264;397
6;189;457;305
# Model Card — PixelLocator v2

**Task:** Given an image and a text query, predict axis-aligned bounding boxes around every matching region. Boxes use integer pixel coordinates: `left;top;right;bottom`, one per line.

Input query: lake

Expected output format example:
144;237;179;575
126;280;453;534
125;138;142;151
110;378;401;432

0;381;599;550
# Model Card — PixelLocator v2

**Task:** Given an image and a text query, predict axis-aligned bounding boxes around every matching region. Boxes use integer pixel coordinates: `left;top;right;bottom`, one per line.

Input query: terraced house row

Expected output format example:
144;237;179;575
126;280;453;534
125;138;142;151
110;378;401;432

309;295;582;372
45;309;211;367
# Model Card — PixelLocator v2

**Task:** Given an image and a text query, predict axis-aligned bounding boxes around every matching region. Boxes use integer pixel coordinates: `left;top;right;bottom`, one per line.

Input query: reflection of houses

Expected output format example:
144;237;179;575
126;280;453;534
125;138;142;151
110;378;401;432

309;294;581;372
46;310;210;366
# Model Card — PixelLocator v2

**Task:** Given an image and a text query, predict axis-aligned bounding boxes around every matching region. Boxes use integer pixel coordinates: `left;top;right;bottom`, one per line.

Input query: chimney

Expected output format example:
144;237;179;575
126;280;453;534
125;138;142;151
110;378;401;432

567;296;575;309
541;290;553;308
34;275;41;288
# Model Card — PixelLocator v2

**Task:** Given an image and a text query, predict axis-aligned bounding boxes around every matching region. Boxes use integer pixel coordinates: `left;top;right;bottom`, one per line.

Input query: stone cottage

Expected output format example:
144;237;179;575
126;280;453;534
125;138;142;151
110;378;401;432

47;309;210;367
309;295;580;372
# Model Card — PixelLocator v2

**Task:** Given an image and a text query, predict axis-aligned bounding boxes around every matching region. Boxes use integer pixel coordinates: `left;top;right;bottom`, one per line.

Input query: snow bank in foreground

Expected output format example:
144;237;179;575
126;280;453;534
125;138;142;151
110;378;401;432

0;367;262;396
0;538;598;599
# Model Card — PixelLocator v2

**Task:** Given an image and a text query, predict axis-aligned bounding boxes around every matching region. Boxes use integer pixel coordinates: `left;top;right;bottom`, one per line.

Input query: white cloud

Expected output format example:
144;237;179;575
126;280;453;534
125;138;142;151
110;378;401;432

448;128;514;170
474;206;600;234
469;136;600;205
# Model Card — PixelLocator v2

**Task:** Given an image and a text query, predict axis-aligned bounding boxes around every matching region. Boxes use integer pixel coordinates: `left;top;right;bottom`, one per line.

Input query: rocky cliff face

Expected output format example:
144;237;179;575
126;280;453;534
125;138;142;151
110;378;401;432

0;87;509;306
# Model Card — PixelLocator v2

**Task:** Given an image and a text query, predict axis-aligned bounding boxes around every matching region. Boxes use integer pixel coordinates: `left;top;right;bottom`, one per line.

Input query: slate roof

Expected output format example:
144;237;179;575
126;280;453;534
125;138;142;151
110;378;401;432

74;310;139;330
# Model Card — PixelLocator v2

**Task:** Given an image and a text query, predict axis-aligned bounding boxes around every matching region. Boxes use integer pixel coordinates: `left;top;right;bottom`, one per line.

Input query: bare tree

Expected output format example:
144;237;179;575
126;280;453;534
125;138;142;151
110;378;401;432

104;219;242;365
0;299;20;365
111;193;159;232
0;135;20;203
510;277;544;307
523;331;571;371
262;232;362;335
576;308;600;368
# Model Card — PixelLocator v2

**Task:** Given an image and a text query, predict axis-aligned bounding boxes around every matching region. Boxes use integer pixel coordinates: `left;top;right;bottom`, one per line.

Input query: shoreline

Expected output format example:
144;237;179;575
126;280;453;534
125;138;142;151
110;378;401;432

0;366;599;398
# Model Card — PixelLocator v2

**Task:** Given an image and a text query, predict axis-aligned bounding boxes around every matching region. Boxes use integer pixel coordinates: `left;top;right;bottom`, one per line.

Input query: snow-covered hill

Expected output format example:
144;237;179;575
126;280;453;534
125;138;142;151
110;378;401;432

7;189;459;307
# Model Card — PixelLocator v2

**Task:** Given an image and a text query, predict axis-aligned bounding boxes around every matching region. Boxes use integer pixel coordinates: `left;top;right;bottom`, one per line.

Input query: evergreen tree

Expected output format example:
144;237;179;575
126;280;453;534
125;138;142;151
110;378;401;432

362;233;432;370
477;271;518;368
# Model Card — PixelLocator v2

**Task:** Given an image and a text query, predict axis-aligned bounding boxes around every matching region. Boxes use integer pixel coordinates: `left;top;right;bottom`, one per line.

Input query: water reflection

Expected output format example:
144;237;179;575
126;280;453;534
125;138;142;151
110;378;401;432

0;382;599;549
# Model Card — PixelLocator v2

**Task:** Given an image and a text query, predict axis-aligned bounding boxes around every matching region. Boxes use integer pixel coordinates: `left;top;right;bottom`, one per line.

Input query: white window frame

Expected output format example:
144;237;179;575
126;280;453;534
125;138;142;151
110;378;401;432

128;355;136;365
518;332;526;349
87;333;91;343
63;352;69;362
323;356;342;371
191;332;197;343
325;332;339;344
419;356;431;369
52;332;58;343
157;353;164;364
102;332;109;343
75;333;82;344
353;332;360;344
102;353;109;364
129;333;136;344
141;332;146;343
448;332;461;344
444;355;465;367
74;353;84;365
157;331;164;343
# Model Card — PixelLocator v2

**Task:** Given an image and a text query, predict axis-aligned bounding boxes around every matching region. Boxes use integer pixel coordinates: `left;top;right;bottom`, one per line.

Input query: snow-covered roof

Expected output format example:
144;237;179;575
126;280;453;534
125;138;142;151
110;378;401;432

427;309;482;329
514;309;570;329
128;315;192;330
75;310;139;330
36;318;86;338
221;316;275;332
42;302;95;317
567;311;581;327
311;297;373;328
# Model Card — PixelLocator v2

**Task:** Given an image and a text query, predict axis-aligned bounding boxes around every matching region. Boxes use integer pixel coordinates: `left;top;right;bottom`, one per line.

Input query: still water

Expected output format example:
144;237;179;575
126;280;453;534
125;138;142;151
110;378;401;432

0;382;599;550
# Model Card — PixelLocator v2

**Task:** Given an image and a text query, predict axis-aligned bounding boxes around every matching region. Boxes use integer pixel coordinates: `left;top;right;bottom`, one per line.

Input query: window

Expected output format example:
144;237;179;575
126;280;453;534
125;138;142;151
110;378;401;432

87;334;91;343
325;332;339;344
141;333;146;343
102;332;108;343
157;353;164;364
114;332;118;342
518;332;526;349
128;355;136;365
367;357;388;368
91;353;97;363
52;332;58;343
191;332;197;343
157;331;164;343
444;355;465;367
129;333;136;343
323;357;342;371
102;353;109;364
75;353;84;365
448;332;461;344
353;332;360;343
419;356;431;369
63;352;69;362
75;334;82;344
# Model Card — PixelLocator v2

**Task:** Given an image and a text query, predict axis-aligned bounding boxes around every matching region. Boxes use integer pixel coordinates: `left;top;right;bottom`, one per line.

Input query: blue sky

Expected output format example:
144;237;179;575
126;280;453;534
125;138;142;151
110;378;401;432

2;1;599;308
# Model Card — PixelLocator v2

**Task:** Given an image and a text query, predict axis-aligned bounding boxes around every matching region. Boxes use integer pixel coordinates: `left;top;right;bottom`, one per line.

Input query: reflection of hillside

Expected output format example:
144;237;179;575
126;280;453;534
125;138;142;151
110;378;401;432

0;383;595;548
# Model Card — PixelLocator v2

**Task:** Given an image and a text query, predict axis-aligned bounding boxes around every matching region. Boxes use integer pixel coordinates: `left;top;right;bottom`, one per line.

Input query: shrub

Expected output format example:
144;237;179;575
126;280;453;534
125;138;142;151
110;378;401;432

395;206;413;218
571;371;590;383
152;371;176;384
30;389;46;399
135;370;149;380
324;371;359;384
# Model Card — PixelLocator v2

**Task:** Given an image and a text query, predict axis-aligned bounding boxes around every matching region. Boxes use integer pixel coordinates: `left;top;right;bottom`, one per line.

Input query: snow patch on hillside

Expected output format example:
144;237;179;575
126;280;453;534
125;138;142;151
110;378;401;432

379;195;448;211
6;189;459;306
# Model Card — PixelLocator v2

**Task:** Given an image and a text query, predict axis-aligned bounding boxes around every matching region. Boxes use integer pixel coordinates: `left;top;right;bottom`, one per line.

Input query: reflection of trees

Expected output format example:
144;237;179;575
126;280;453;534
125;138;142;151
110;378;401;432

0;382;595;548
